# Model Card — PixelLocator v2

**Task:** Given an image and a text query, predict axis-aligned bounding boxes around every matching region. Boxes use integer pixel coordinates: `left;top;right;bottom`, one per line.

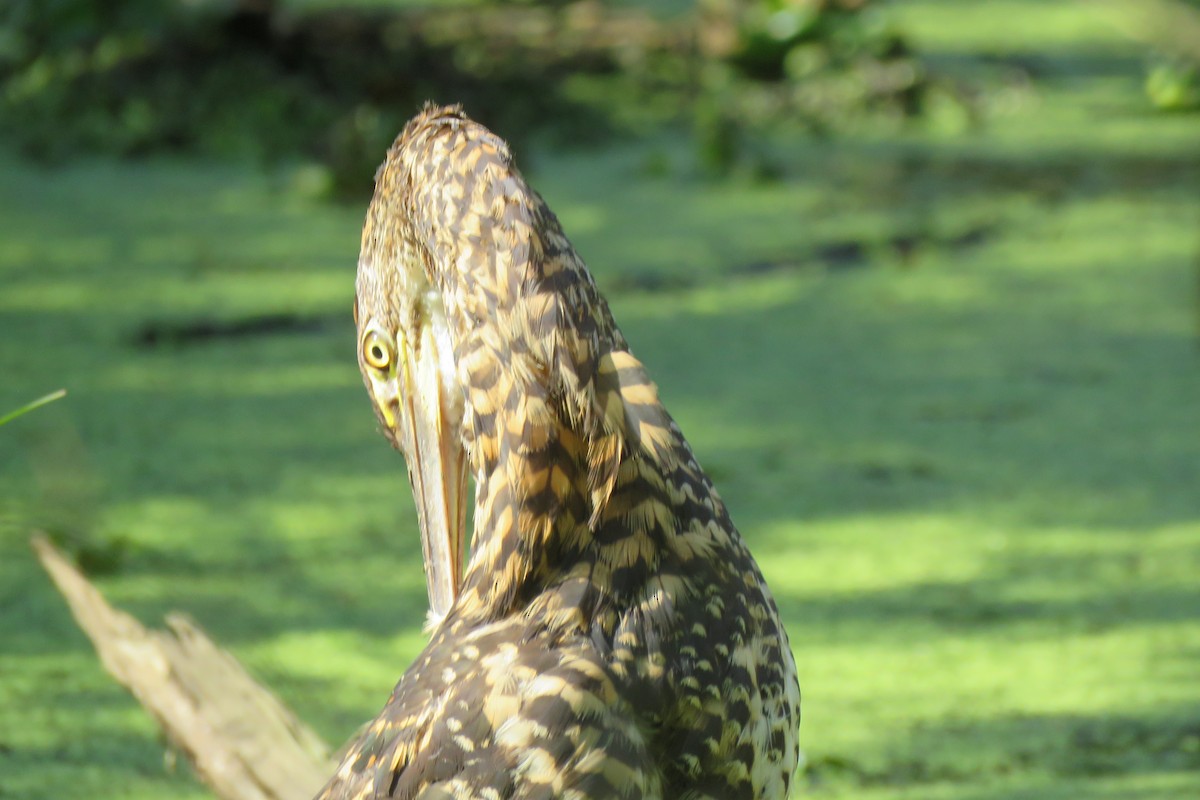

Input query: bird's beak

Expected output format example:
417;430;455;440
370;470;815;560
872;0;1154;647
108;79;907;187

390;319;468;626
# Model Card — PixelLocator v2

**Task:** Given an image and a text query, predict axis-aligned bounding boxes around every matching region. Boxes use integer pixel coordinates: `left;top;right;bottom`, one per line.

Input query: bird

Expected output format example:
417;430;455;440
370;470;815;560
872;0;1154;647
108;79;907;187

317;103;800;800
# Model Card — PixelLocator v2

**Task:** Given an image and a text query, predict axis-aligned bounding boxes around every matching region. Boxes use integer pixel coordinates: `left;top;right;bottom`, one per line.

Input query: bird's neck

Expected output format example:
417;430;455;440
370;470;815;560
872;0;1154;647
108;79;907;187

393;124;710;629
450;334;700;630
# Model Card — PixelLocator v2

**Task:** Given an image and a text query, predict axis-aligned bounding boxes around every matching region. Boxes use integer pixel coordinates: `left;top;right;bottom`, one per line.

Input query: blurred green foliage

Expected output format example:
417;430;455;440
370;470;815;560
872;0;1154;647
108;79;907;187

726;0;905;81
0;0;934;186
691;0;932;175
1101;0;1200;110
0;0;326;160
2;0;1195;185
1143;0;1200;110
1146;59;1200;110
0;0;610;192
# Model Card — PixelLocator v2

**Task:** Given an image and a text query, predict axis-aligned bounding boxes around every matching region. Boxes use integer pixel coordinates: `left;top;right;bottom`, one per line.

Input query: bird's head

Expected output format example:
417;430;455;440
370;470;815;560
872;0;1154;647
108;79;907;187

354;157;469;628
349;104;643;625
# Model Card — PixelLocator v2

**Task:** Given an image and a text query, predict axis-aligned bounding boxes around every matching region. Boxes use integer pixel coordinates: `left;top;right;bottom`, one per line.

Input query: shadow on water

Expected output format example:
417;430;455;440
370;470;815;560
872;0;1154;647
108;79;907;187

805;709;1200;792
774;575;1200;642
626;269;1199;520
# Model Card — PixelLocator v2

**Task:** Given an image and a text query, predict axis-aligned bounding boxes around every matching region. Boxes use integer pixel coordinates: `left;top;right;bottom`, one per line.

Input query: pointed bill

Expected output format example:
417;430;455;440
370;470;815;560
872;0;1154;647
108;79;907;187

397;319;468;623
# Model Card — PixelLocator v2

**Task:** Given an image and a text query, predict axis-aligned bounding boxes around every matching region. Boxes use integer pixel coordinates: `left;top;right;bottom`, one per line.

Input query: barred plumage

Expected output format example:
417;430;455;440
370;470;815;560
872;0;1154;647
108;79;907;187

319;104;800;800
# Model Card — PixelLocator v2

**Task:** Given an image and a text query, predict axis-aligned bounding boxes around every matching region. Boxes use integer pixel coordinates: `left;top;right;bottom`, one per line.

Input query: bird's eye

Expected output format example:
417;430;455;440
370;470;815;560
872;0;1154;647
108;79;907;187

363;332;392;370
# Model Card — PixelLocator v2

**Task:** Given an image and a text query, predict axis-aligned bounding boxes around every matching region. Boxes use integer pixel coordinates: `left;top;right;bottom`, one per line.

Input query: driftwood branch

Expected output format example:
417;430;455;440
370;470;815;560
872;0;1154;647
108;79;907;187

31;533;334;800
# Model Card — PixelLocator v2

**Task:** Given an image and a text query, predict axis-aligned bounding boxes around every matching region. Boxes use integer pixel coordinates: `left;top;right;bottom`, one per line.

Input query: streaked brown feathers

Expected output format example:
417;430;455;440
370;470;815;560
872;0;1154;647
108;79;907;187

322;104;800;800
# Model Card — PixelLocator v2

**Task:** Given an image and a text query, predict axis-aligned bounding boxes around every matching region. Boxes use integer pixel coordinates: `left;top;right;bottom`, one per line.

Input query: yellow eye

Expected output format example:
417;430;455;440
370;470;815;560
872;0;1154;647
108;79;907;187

363;331;392;370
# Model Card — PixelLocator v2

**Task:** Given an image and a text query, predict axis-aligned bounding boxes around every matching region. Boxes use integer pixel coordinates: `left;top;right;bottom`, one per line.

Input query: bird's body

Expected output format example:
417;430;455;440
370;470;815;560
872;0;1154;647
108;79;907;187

320;105;800;800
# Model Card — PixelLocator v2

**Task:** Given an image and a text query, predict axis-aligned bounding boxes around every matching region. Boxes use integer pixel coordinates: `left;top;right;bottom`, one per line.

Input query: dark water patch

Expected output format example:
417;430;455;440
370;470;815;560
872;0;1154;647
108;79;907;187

131;313;335;348
805;711;1200;790
572;223;1001;294
729;223;997;277
605;272;697;295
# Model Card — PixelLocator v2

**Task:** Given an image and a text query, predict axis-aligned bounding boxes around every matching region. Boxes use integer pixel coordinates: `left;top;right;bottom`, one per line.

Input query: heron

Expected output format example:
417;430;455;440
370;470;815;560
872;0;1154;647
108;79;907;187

318;104;800;800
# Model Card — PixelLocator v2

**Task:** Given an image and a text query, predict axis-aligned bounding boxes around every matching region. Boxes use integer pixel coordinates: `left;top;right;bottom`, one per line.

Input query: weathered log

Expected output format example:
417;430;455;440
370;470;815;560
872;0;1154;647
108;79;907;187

31;533;334;800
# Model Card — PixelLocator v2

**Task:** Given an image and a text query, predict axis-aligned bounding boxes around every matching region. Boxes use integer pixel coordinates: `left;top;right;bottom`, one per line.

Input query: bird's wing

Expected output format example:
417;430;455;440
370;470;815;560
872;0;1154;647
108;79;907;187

314;625;663;800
